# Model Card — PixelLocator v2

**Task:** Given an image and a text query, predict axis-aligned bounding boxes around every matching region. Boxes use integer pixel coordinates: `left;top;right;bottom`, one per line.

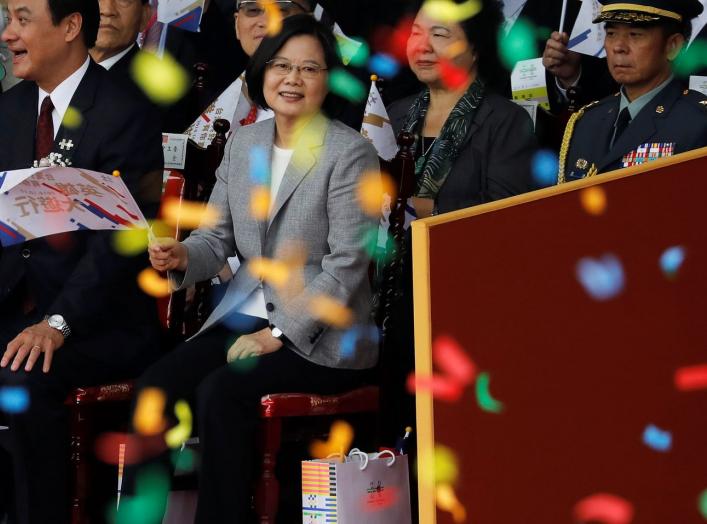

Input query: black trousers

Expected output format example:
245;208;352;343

127;318;373;524
0;310;161;524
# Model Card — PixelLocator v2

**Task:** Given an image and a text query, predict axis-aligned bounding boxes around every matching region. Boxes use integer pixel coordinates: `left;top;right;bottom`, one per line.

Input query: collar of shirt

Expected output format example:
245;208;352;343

98;43;135;71
37;56;91;139
619;75;674;120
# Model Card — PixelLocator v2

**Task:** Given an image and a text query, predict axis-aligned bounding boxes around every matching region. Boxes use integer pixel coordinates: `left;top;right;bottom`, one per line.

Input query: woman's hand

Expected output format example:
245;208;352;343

226;328;284;363
148;237;188;272
542;32;582;88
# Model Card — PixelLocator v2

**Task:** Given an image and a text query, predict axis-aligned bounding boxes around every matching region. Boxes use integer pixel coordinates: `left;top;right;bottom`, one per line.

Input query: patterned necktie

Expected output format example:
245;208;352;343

612;107;632;148
35;95;55;161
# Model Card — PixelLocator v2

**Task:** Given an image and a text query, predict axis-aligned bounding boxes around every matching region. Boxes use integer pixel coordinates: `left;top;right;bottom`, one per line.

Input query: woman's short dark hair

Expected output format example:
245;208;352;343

47;0;99;48
246;14;344;116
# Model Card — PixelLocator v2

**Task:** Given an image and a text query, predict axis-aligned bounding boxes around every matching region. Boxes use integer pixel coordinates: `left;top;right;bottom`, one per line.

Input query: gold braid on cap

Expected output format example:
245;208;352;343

557;100;600;185
600;3;683;21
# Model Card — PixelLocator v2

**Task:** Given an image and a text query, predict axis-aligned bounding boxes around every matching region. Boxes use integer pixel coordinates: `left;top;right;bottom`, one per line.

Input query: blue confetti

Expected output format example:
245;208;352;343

249;145;270;185
531;150;559;187
659;246;685;277
0;386;30;414
576;254;625;301
340;325;380;359
642;424;672;452
368;53;400;78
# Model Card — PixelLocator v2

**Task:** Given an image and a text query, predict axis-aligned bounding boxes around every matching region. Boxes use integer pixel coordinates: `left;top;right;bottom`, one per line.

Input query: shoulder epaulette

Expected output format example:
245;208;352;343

557;100;601;184
682;89;707;110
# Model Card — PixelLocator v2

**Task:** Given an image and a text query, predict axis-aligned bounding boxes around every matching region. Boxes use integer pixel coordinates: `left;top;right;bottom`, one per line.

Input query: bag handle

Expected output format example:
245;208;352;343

375;449;396;467
347;448;370;470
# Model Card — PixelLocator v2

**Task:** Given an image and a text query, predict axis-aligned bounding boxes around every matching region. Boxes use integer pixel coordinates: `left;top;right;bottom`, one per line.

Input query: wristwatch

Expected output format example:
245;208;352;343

270;326;284;340
45;314;72;339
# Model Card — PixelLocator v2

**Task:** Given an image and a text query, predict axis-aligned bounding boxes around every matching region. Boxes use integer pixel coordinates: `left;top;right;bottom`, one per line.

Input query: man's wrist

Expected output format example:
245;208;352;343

44;314;71;339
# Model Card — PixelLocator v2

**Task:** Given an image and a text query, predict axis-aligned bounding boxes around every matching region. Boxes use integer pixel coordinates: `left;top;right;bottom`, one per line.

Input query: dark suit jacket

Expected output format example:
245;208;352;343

387;91;538;214
563;78;707;180
0;59;164;364
108;43;140;78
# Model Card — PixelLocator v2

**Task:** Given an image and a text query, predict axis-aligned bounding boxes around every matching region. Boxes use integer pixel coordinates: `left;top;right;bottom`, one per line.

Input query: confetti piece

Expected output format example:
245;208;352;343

260;0;283;36
406;373;464;402
95;432;148;465
573;493;634;524
113;228;149;256
433;445;459;485
499;18;538;69
172;447;196;474
248;257;290;288
338;36;369;67
361;485;400;512
0;386;29;414
475;372;504;413
674;364;707;391
161;197;219;229
137;268;171;298
164;400;192;448
422;0;482;23
576;254;625;301
357;171;396;216
436;483;467;523
133;388;167;436
660;246;685;278
309;420;354;458
112;467;171;524
433;335;476;386
642;424;672;452
341;325;380;359
131;50;189;106
439;59;470;90
531;150;559;187
62;106;83;129
250;186;271;221
309;295;354;328
580;186;608;215
699;489;707;520
249;145;270;185
112;170;121;177
328;68;367;103
368;53;400;78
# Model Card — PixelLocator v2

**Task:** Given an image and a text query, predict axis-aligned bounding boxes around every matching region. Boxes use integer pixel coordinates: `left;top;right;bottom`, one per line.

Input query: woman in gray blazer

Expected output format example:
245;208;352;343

139;15;379;522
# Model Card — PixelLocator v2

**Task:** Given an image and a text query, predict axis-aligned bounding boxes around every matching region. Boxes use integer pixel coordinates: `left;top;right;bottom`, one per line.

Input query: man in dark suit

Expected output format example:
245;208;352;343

89;0;150;74
557;0;707;183
0;0;164;520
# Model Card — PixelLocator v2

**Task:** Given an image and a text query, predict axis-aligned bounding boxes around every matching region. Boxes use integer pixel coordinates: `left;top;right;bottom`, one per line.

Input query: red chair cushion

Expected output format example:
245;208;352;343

260;386;379;418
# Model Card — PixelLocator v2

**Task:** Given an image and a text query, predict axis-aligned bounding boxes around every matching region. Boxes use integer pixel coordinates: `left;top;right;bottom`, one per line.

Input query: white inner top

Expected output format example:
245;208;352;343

37;56;90;139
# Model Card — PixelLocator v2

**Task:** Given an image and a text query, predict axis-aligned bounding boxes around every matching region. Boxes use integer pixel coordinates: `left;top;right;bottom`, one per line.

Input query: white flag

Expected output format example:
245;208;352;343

360;81;398;162
314;4;362;65
568;0;607;58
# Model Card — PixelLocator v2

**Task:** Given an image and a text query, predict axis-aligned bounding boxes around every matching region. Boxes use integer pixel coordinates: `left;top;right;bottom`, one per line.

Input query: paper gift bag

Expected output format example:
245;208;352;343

302;450;412;524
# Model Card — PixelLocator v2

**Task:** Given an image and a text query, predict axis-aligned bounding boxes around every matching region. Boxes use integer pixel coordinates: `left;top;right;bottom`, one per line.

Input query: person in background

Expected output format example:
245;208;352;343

557;0;707;183
89;0;151;74
128;14;379;523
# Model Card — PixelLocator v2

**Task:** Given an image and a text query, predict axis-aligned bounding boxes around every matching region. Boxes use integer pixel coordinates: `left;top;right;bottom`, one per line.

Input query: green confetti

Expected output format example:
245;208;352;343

111;467;170;524
62;106;83;129
337;35;369;67
328;68;366;102
498;18;538;70
476;372;504;414
698;488;707;520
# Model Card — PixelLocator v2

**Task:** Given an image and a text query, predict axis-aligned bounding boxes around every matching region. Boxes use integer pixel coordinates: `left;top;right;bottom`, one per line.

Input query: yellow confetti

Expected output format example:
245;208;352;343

161;197;219;230
133;388;167;436
260;0;283;36
443;41;470;60
62;106;83;129
113;228;149;256
137;268;171;298
165;400;192;448
422;0;482;23
580;186;607;215
309;420;354;459
434;445;459;485
250;186;271;221
248;257;290;288
112;170;121;177
131;50;189;105
357;171;396;216
436;483;467;523
309;295;353;328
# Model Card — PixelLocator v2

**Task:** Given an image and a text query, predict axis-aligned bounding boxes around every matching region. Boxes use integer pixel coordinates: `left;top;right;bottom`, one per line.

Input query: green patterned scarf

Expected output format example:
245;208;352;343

401;79;485;199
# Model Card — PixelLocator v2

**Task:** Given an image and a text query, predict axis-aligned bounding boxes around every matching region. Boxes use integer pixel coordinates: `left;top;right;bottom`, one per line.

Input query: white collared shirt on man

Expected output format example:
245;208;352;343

97;43;136;71
36;56;91;139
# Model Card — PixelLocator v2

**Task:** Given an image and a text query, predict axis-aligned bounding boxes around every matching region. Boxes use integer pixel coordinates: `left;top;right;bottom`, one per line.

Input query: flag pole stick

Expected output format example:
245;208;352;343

559;0;568;33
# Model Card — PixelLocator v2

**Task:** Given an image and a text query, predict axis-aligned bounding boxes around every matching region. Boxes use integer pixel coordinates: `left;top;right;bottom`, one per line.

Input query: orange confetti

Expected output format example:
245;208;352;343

161;197;219;229
260;0;283;35
309;420;354;459
133;388;167;436
112;170;121;177
248;257;290;288
250;186;271;221
357;171;396;216
436;483;467;523
137;268;171;298
580;186;607;215
309;294;354;328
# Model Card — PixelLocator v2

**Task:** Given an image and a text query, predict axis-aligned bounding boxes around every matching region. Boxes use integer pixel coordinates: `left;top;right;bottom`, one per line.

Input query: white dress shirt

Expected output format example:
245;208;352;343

97;44;135;71
37;57;90;139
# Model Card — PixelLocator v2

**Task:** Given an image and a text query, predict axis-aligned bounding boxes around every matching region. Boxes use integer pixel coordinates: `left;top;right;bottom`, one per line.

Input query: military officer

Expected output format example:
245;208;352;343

558;0;707;183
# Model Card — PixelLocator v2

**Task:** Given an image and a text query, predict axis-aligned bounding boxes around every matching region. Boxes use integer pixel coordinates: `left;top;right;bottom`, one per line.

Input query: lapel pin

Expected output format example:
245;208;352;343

576;159;589;170
700;101;707;107
58;139;74;150
655;105;665;114
683;89;689;95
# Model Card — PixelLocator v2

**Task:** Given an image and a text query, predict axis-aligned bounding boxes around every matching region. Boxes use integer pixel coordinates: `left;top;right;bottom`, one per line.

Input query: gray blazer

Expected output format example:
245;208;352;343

171;113;380;370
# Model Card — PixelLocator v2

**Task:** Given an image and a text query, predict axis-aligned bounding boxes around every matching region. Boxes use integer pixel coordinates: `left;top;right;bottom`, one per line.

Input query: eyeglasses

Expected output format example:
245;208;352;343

266;58;327;79
237;0;309;18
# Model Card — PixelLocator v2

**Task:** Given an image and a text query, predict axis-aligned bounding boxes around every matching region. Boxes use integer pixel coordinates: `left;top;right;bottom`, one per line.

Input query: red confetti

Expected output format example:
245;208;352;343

407;373;463;402
573;493;634;524
94;432;166;465
433;335;476;386
361;485;400;512
439;59;470;90
372;17;414;63
674;364;707;391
